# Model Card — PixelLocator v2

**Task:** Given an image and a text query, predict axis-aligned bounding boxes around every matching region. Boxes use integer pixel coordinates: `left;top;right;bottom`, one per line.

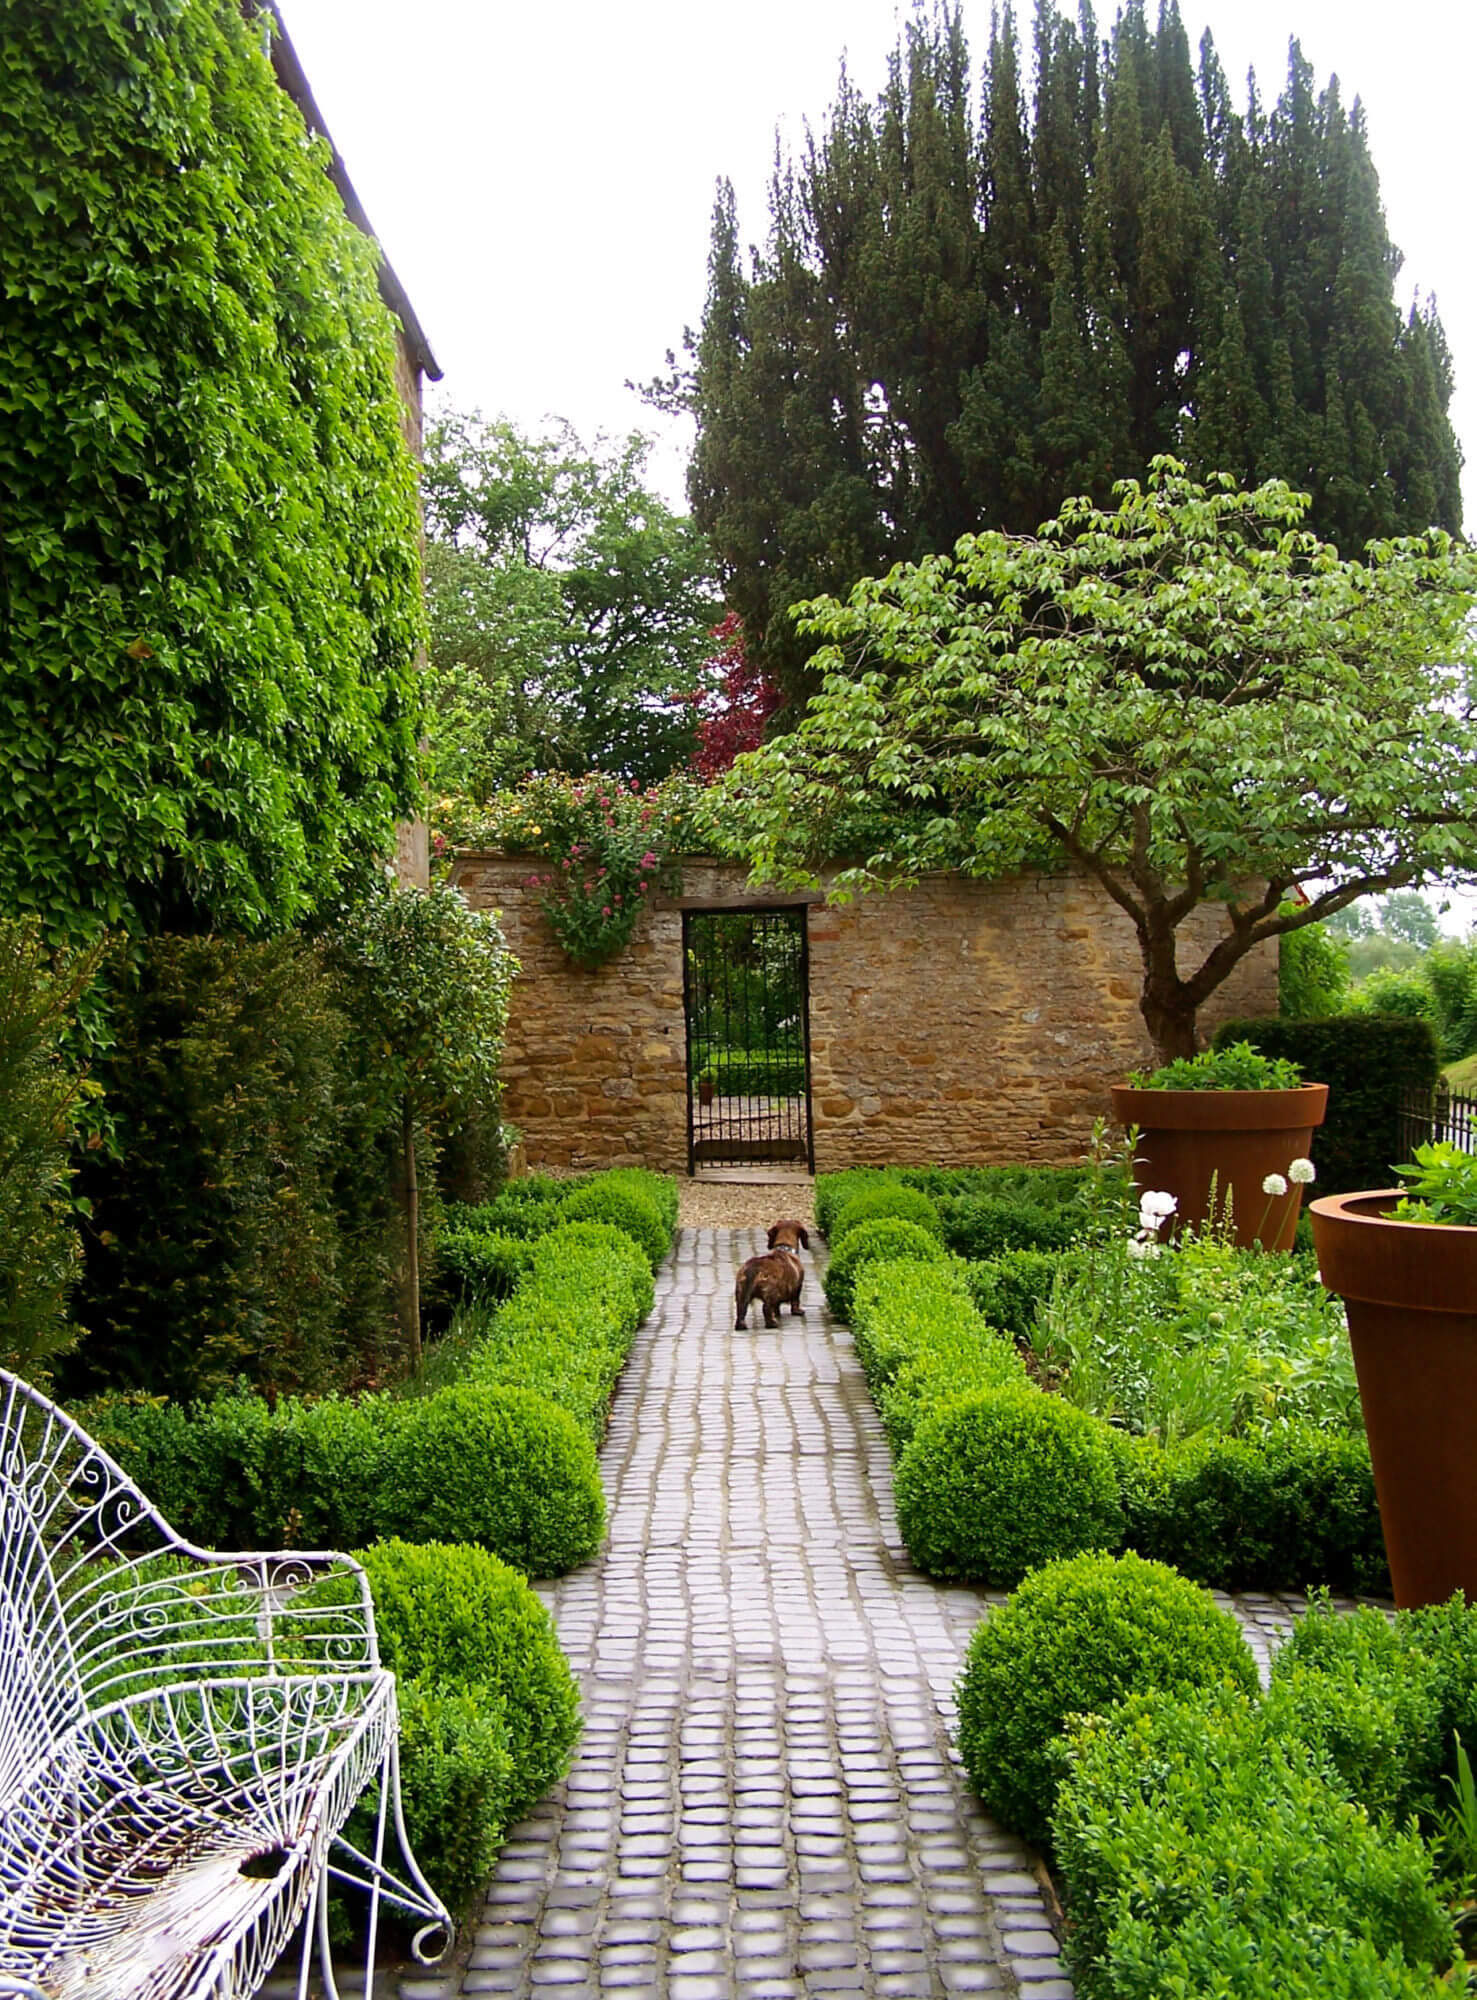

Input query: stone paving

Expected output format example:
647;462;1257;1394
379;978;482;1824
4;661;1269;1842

442;1227;1072;2000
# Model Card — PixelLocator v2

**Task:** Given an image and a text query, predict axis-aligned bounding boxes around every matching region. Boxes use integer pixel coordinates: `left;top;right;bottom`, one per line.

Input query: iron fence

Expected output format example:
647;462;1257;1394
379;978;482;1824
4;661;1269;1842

1396;1083;1477;1159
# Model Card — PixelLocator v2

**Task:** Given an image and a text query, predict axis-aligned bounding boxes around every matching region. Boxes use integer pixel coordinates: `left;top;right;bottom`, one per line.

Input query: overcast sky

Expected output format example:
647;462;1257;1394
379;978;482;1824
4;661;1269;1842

278;0;1477;519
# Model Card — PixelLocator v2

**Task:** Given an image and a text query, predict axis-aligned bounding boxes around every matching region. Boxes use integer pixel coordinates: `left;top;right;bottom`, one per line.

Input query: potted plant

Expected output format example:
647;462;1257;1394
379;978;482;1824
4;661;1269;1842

1311;1142;1477;1609
1110;1042;1328;1251
696;1067;716;1108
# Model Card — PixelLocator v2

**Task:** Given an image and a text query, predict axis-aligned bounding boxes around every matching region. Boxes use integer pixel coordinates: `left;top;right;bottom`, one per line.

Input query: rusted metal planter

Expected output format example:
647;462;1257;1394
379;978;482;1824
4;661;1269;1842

1110;1083;1328;1250
1311;1189;1477;1609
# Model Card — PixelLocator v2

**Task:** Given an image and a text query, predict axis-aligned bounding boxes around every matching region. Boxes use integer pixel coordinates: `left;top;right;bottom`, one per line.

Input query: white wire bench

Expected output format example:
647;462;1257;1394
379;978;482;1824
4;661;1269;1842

0;1370;452;2000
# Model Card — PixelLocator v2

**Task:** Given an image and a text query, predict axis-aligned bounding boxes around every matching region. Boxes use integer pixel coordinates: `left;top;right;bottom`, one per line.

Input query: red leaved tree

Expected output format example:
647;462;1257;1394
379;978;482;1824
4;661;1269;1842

689;614;783;777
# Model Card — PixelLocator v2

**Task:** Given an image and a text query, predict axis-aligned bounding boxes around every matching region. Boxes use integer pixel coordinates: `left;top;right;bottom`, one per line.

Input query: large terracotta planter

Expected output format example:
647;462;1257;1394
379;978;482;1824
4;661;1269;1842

1110;1083;1328;1250
1311;1189;1477;1609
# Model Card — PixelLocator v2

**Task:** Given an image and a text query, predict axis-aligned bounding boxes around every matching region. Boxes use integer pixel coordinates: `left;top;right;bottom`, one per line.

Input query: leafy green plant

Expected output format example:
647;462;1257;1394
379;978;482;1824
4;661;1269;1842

849;1259;1028;1454
830;1185;943;1246
1391;1142;1477;1227
0;0;424;942
822;1218;954;1322
559;1182;671;1268
371;1680;512;1920
956;1551;1258;1850
964;1249;1084;1341
435;1229;532;1306
1129;1040;1305;1091
895;1391;1123;1585
937;1196;1080;1262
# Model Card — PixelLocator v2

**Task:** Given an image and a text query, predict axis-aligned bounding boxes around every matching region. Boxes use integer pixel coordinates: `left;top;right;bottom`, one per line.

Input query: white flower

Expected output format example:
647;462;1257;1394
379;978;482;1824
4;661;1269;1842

1262;1173;1288;1197
1288;1157;1316;1185
1138;1190;1178;1222
1127;1237;1162;1259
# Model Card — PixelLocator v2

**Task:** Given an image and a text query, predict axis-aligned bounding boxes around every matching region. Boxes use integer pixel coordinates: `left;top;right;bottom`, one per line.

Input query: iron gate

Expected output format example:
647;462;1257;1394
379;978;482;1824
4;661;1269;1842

683;908;814;1172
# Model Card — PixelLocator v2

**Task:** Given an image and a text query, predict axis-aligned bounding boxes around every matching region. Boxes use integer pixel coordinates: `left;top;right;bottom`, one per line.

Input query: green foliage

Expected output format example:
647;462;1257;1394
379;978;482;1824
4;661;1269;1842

697;1048;807;1098
1126;1426;1386;1595
830;1186;942;1246
1391;1141;1477;1226
815;1170;902;1238
1280;920;1352;1020
592;1169;679;1236
849;1258;1028;1455
822;1218;953;1322
1213;1015;1440;1195
375;1680;513;1921
356;1540;580;1823
741;463;1477;1063
817;1164;1096;1237
684;7;1461;701
1033;1234;1359;1444
559;1182;671;1269
937;1196;1081;1262
0;0;424;942
375;1385;605;1576
1054;1687;1456;1999
448;1183;573;1242
1130;1041;1305;1091
964;1249;1083;1342
895;1391;1123;1586
0;922;102;1383
422;414;719;791
436;1229;532;1305
70;936;400;1401
1356;967;1439;1025
956;1551;1258;1850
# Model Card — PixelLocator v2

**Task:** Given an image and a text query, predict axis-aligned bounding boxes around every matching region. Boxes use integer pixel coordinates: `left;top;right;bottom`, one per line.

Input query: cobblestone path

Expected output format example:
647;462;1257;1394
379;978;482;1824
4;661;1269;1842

454;1229;1072;2000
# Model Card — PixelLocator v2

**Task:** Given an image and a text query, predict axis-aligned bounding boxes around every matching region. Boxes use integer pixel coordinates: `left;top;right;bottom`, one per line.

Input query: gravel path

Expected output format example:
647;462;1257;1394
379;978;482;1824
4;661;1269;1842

678;1180;817;1232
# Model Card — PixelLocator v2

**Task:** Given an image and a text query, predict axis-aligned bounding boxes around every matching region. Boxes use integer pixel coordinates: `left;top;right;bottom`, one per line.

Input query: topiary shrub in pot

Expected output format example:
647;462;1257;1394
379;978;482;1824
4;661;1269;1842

955;1549;1259;1849
894;1389;1123;1584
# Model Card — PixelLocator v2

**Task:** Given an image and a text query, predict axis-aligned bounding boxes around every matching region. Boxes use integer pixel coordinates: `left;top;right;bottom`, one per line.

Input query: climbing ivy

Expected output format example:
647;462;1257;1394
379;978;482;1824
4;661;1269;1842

0;0;426;940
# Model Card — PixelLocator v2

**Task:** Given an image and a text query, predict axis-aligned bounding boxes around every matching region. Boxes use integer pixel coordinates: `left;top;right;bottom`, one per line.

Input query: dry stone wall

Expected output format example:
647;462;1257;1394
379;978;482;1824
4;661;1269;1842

450;854;1278;1173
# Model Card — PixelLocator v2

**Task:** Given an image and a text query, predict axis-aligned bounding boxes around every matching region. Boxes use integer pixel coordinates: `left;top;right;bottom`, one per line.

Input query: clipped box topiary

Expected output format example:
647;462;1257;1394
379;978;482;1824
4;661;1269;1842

357;1539;580;1822
823;1218;954;1322
956;1549;1259;1849
895;1389;1123;1584
830;1184;943;1247
376;1384;605;1577
559;1181;671;1269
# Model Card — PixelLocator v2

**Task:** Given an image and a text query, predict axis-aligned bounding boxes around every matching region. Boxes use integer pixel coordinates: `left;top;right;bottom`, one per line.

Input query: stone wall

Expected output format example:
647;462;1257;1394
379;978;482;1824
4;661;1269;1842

450;854;1279;1174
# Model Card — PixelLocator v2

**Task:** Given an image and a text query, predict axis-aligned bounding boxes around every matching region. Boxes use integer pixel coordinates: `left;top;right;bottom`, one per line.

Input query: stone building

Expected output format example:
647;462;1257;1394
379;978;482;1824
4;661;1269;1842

450;853;1279;1175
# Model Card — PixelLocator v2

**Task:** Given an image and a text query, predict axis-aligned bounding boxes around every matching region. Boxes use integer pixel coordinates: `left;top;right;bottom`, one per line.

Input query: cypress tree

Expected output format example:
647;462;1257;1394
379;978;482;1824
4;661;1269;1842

682;1;1462;698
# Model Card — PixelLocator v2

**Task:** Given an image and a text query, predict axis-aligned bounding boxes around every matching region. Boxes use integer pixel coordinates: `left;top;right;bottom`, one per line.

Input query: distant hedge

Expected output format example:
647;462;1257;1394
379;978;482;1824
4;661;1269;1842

1212;1014;1439;1194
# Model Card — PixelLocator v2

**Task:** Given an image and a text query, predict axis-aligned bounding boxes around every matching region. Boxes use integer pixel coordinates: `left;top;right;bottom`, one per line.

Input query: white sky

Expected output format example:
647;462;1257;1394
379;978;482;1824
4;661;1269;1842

277;0;1477;520
277;0;1477;934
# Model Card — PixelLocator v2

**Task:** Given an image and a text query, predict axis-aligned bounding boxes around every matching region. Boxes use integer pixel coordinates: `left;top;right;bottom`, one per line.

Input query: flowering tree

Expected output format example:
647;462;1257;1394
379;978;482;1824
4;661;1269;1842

739;463;1477;1063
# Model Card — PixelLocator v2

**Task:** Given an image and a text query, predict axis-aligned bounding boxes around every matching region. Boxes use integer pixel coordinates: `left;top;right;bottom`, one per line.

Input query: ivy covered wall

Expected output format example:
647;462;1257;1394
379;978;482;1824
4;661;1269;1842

0;0;426;940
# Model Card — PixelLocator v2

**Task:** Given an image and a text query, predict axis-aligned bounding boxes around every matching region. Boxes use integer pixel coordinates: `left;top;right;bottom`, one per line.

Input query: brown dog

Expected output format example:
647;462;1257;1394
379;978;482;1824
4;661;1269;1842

734;1221;810;1330
766;1220;810;1254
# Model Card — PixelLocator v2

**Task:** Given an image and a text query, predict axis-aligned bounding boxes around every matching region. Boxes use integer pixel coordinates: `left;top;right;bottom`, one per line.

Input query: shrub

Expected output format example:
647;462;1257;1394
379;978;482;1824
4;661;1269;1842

436;1228;532;1304
377;1385;604;1576
956;1550;1258;1848
815;1169;902;1238
559;1181;670;1269
1212;1014;1439;1195
356;1540;580;1820
830;1185;943;1246
849;1260;1027;1454
590;1168;679;1236
1126;1425;1387;1594
823;1218;952;1321
380;1680;513;1920
899;1165;1094;1209
0;920;99;1385
937;1196;1080;1262
896;1391;1123;1585
527;1223;654;1327
1054;1686;1456;1998
448;1185;571;1242
964;1248;1083;1340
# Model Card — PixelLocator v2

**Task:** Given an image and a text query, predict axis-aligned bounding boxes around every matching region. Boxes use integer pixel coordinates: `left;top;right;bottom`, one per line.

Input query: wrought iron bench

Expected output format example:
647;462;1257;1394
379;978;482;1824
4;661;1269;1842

0;1370;451;2000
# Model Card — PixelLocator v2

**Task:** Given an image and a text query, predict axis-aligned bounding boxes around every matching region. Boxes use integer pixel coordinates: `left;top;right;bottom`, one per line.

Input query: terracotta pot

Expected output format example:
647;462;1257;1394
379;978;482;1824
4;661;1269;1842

697;1076;714;1107
1311;1189;1477;1609
1110;1083;1328;1251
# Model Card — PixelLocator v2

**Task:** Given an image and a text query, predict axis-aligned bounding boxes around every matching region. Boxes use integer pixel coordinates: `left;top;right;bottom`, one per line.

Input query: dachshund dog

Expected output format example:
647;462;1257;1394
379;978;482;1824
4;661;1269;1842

734;1221;811;1329
766;1220;810;1255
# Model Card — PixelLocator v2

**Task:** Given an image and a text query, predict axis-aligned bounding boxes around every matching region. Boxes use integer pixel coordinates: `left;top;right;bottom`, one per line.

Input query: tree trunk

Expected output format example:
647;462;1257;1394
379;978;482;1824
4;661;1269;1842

400;1094;422;1371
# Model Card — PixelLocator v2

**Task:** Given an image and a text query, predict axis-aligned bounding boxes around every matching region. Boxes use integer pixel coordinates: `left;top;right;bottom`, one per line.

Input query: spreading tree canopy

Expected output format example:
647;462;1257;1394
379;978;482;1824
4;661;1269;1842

422;415;720;793
676;0;1462;697
738;463;1477;1063
0;0;425;940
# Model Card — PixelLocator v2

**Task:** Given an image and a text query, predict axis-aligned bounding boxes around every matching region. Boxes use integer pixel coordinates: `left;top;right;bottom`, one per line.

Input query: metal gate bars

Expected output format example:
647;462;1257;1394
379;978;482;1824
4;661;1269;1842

682;908;814;1172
